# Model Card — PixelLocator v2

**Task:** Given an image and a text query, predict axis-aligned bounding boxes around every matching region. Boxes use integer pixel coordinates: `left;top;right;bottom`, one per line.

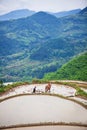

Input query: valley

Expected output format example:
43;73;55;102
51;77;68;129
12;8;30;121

0;1;87;130
0;7;87;82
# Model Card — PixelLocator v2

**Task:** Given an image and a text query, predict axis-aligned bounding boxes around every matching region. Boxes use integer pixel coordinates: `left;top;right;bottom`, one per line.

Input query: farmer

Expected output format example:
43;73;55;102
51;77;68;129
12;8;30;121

33;86;36;93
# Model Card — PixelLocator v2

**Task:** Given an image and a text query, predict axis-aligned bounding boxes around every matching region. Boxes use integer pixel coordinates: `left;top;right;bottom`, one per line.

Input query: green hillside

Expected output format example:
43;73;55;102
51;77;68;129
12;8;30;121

43;53;87;81
0;7;87;82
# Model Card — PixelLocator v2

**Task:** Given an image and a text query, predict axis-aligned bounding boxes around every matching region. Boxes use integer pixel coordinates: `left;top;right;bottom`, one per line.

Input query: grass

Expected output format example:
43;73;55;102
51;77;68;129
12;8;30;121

0;82;30;94
32;78;49;84
76;87;87;98
57;81;87;99
50;81;87;99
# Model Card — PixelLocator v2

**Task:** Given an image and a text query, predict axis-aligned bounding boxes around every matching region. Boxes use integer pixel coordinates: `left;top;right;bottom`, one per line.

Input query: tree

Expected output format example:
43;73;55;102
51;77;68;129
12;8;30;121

0;80;3;87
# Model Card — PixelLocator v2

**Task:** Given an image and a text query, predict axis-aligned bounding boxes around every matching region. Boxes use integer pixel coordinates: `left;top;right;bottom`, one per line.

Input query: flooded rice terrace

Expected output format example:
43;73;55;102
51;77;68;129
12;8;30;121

0;84;76;99
3;126;87;130
0;95;87;129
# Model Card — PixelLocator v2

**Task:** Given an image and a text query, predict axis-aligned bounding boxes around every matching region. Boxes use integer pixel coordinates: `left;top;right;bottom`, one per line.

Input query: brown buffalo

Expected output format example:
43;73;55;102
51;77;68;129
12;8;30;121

45;83;51;92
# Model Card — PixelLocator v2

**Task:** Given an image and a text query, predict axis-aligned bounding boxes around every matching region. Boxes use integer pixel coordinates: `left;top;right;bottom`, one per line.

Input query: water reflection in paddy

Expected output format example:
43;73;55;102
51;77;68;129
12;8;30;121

0;95;87;127
3;126;87;130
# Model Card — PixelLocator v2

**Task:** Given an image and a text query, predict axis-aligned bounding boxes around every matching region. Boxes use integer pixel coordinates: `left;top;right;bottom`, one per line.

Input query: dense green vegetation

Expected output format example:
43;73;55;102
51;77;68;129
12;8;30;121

44;52;87;81
0;80;4;87
0;7;87;82
76;87;87;98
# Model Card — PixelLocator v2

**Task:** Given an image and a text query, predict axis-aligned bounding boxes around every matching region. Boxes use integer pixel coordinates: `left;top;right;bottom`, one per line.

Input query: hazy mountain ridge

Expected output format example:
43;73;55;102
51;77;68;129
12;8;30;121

79;7;87;14
0;7;87;82
0;8;81;21
53;9;81;18
0;9;35;21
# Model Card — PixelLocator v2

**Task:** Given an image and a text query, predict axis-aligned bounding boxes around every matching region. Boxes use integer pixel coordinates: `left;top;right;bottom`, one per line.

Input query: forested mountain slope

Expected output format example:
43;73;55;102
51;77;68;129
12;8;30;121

43;52;87;81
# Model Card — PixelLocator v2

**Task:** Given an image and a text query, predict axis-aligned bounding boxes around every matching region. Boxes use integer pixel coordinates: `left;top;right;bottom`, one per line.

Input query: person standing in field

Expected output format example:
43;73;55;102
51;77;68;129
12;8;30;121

33;86;36;93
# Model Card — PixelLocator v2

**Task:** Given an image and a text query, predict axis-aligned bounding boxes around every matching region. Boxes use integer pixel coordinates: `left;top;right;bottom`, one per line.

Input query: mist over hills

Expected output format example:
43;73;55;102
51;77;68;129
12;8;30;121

0;8;81;21
0;9;35;21
52;9;81;18
80;7;87;14
0;7;87;82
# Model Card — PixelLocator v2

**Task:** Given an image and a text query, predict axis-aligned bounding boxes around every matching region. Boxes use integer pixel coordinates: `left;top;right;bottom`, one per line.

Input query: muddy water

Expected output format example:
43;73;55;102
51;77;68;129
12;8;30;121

0;95;87;127
3;126;87;130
